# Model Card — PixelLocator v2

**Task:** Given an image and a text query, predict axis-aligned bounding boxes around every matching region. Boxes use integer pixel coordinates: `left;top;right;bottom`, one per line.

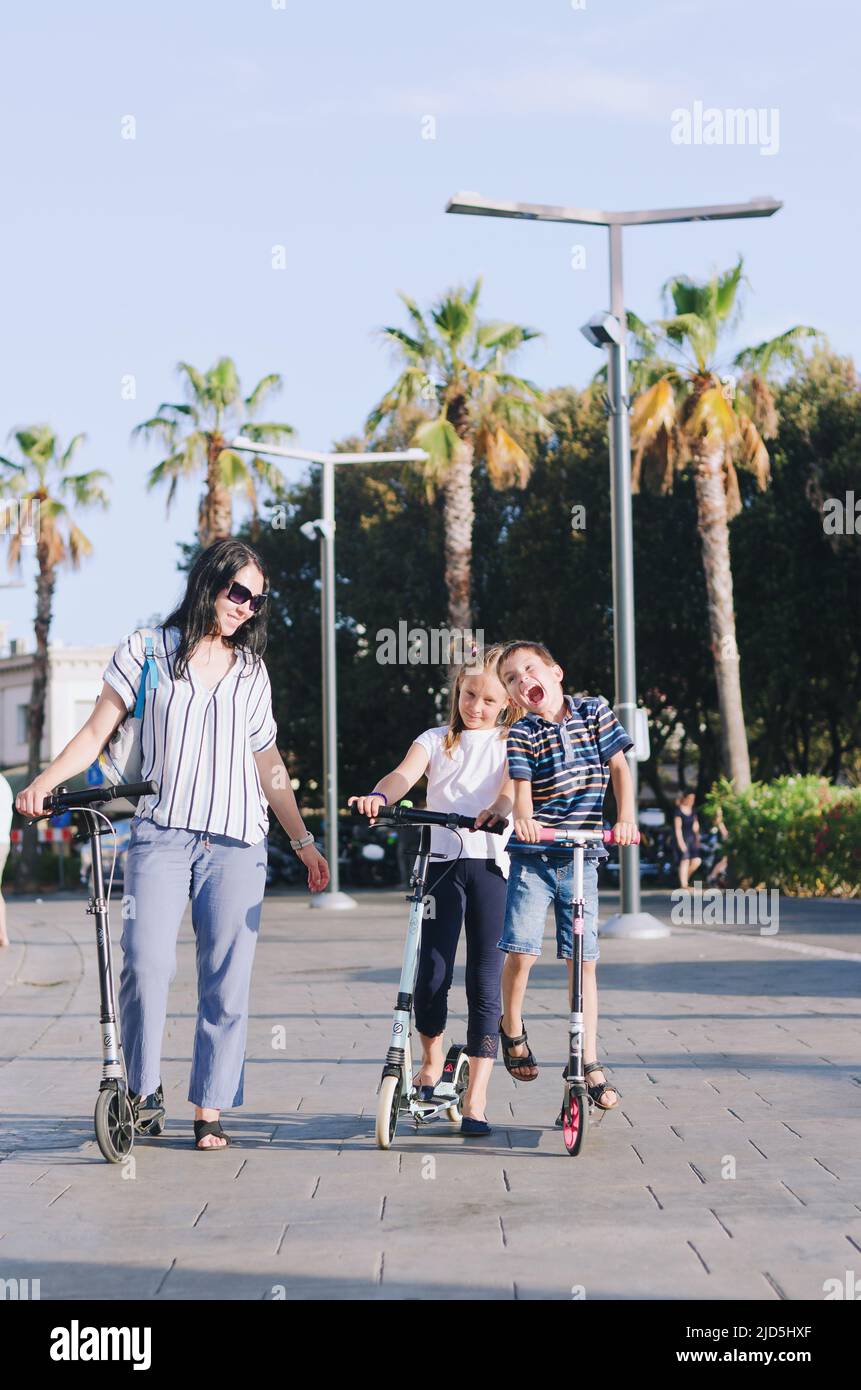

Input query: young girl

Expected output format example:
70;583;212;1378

349;644;521;1135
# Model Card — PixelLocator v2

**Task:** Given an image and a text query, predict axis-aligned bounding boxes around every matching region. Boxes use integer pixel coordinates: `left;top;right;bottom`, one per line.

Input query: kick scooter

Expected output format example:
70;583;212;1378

532;824;640;1157
32;779;162;1163
351;800;507;1149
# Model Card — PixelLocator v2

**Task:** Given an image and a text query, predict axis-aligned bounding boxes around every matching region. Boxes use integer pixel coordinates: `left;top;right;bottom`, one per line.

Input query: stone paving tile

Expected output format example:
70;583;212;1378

1;891;859;1300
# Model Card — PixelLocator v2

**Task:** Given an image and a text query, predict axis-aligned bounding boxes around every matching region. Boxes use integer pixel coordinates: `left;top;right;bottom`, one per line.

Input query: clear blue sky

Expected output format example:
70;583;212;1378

1;0;856;647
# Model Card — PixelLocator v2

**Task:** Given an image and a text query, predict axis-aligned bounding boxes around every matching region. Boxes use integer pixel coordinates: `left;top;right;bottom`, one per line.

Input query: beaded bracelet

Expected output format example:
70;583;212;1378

368;791;388;804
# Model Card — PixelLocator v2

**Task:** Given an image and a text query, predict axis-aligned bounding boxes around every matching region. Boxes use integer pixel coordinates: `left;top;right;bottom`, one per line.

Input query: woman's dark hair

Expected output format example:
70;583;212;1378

163;538;270;681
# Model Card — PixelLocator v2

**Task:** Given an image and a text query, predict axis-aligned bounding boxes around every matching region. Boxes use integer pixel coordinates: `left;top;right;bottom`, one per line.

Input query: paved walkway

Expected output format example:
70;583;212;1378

1;887;859;1300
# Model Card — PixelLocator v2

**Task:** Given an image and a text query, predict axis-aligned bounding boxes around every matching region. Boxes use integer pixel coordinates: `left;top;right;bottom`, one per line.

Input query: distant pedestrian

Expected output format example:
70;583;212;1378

673;790;702;889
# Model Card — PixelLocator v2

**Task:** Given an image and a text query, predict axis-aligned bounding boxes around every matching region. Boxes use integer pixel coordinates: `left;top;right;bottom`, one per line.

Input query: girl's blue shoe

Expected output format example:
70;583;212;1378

460;1115;492;1136
413;1076;439;1102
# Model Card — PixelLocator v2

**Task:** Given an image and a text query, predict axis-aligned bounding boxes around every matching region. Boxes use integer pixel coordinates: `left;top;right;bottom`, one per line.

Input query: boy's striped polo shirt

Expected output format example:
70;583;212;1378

506;692;634;859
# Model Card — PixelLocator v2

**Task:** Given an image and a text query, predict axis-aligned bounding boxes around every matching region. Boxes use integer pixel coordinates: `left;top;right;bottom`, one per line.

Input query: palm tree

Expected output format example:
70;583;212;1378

367;278;549;633
133;357;294;546
627;259;816;788
0;426;110;884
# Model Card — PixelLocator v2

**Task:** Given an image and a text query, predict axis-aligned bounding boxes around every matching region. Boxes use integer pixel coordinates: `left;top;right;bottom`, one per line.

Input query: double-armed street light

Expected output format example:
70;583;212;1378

231;436;428;908
446;191;782;936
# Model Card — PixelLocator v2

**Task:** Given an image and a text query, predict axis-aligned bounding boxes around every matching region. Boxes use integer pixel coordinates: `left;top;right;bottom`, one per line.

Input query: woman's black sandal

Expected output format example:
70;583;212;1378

193;1119;231;1151
499;1018;538;1081
584;1062;621;1109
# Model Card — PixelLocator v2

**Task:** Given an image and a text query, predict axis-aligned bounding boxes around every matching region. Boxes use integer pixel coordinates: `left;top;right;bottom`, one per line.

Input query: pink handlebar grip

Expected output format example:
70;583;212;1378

527;825;641;845
603;827;641;846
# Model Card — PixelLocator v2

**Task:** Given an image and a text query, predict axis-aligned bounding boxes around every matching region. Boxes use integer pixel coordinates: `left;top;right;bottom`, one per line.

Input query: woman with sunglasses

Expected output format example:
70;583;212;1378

16;538;329;1150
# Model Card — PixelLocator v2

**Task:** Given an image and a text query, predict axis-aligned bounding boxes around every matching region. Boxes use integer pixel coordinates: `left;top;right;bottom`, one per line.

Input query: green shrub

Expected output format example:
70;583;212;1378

705;776;861;897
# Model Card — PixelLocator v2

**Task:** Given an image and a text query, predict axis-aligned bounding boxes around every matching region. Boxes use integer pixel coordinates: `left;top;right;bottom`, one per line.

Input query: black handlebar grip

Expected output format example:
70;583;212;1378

472;816;507;835
114;781;158;801
42;779;159;813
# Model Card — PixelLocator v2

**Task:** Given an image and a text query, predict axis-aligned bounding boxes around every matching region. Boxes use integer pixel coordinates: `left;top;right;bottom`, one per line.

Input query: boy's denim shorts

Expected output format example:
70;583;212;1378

498;851;600;962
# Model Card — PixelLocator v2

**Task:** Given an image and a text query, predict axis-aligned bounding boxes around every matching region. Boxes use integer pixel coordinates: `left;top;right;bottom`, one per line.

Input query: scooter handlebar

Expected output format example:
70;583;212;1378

41;781;159;815
350;801;507;835
530;826;640;845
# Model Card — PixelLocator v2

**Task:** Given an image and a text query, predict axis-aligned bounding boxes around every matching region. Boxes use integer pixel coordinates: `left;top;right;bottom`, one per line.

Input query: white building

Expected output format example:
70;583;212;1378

0;622;115;775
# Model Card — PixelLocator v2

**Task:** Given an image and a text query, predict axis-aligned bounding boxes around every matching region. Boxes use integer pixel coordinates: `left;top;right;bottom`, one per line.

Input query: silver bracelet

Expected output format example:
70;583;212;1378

290;830;315;851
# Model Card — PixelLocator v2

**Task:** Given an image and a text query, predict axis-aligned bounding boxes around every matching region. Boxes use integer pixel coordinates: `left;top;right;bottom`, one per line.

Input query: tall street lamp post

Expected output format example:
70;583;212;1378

446;192;781;936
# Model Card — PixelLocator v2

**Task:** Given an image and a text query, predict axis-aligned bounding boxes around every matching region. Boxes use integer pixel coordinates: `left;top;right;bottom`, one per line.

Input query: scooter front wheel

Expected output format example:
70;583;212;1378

561;1089;588;1156
375;1074;403;1149
94;1085;135;1163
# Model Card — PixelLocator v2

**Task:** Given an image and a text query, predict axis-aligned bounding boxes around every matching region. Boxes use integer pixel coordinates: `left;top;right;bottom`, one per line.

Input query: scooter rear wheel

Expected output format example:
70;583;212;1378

561;1089;588;1156
445;1046;470;1124
375;1074;403;1149
94;1086;135;1163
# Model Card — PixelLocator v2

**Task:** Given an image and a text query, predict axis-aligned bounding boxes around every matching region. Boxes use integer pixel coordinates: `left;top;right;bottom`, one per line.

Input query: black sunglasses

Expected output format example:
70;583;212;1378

226;580;269;614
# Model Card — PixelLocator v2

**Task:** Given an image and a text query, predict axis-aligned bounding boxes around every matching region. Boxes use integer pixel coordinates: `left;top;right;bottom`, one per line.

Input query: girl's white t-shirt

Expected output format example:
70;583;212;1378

411;726;513;878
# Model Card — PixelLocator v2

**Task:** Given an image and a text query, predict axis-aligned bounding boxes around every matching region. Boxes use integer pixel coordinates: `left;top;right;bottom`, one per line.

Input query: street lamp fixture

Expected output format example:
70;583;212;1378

580;312;622;349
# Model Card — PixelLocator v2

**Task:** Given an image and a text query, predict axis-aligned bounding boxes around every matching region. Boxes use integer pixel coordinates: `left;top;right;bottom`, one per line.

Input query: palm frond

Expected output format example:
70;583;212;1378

431;294;475;350
59;432;87;469
733;325;819;378
378;326;426;362
631;377;678;448
244;373;283;416
630;377;679;493
735;414;770;488
714;258;745;324
479;426;533;490
237;423;295;443
687;386;739;445
657;313;715;372
217;450;251;489
13;425;55;465
176;361;208;403
248;455;289;496
662;274;710;321
736;375;779;441
207;357;241;409
59;470;111;507
485;392;551;438
626;311;658;356
366;367;430;434
66;521;94;566
723;452;743;520
396;291;431;340
475;321;541;355
412;416;460;469
131;415;180;449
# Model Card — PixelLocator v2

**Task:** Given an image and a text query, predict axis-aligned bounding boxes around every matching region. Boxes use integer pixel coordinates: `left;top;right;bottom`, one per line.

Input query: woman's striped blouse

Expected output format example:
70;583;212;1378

103;624;278;846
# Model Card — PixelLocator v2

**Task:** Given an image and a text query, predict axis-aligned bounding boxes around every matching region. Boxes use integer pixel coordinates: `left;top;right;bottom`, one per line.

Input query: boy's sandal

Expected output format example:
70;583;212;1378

193;1119;230;1150
584;1062;621;1109
499;1018;538;1080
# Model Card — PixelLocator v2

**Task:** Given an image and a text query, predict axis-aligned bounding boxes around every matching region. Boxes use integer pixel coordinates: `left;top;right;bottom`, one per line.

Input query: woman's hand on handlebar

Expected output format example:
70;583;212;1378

298;843;329;893
474;808;505;831
15;776;54;819
347;793;387;826
613;820;639;846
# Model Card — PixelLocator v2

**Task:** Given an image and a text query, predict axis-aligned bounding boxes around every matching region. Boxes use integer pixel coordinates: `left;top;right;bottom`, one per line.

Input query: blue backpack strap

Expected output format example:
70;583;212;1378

133;632;159;719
